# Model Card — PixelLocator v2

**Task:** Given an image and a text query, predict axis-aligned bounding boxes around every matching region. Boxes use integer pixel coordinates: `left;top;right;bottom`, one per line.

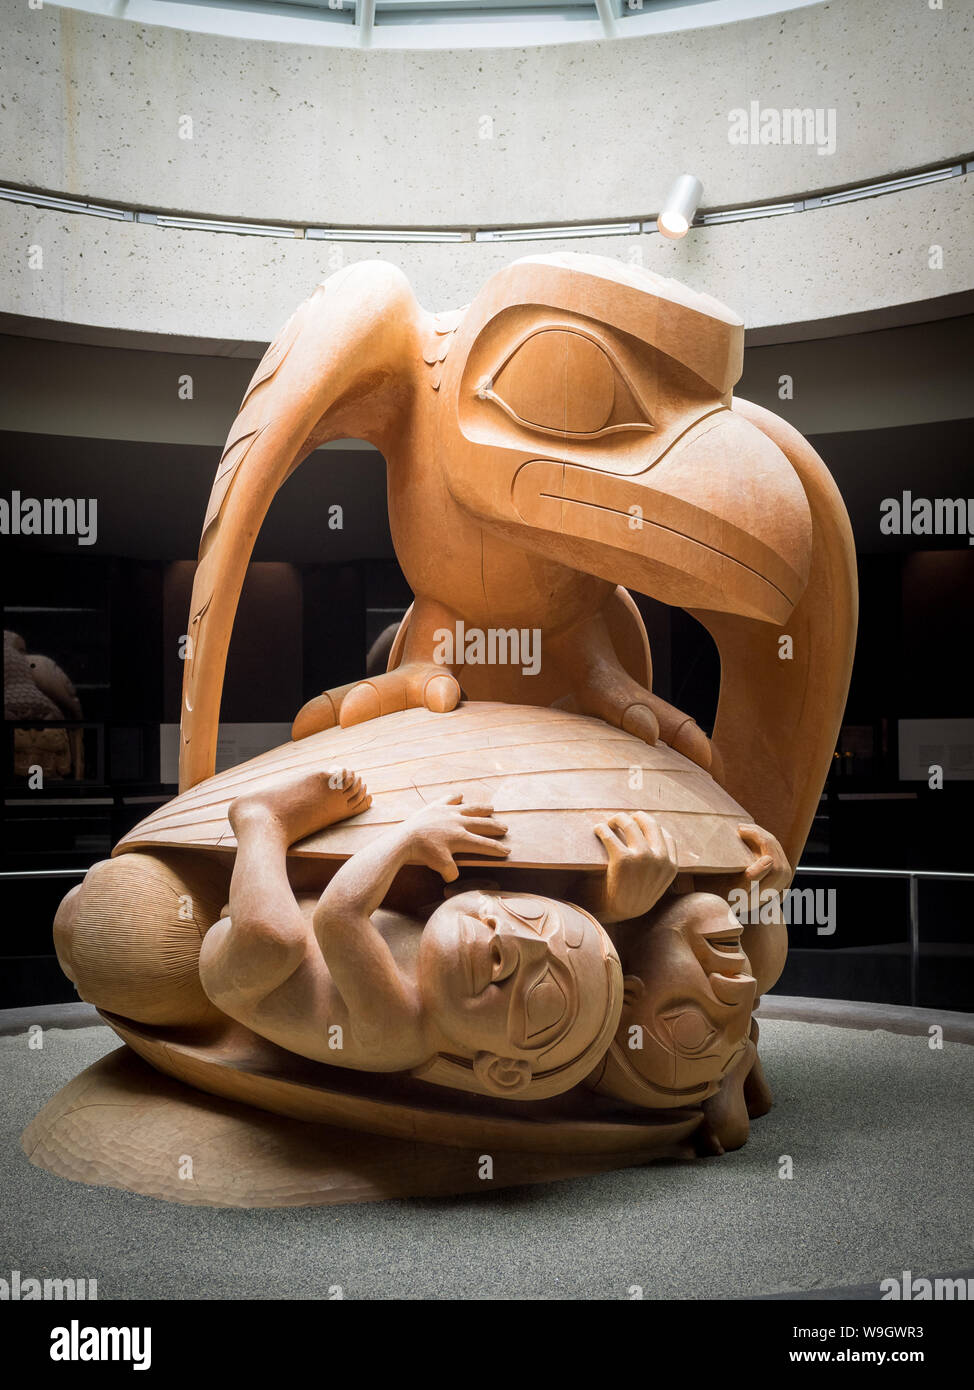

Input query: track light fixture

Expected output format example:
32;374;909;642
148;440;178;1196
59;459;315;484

657;174;703;240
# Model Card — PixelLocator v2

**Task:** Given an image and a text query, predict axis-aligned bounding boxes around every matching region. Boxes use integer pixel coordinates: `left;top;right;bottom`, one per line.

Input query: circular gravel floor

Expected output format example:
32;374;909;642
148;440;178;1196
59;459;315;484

1;1018;972;1300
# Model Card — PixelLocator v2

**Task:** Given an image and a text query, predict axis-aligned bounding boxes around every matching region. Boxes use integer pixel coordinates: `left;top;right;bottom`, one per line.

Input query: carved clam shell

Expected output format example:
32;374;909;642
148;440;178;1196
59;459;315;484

116;703;752;876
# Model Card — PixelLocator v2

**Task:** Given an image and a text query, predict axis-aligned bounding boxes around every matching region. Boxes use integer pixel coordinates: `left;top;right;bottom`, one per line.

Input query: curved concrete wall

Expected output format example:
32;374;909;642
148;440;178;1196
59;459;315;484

2;175;970;343
2;0;971;228
4;315;971;449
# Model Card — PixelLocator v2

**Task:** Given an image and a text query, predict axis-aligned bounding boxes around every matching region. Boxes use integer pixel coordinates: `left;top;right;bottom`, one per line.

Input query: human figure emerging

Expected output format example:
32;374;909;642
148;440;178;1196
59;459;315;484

198;769;679;1101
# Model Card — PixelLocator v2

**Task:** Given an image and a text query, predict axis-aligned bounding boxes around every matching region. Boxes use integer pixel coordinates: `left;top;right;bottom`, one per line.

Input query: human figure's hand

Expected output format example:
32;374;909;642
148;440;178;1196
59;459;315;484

737;824;791;894
401;793;510;882
593;811;679;923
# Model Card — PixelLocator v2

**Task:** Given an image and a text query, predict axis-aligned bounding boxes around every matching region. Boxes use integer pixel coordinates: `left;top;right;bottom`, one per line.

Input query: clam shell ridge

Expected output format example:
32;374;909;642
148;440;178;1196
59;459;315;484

115;703;751;875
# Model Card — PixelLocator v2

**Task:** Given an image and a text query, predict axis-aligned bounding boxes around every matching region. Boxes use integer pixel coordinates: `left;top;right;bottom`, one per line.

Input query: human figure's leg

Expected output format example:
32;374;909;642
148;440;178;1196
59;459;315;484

199;769;369;1003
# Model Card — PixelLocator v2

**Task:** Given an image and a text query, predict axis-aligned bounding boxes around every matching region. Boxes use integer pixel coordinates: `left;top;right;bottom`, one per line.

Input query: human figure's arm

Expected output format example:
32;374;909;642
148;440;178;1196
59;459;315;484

311;793;509;1043
577;811;680;924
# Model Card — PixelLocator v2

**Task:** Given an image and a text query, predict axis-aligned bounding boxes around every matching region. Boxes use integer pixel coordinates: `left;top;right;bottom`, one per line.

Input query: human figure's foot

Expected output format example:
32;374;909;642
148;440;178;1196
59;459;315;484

229;767;370;846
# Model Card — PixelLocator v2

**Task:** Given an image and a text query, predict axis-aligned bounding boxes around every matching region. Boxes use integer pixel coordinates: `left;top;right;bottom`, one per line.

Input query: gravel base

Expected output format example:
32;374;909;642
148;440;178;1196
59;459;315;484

1;1019;972;1300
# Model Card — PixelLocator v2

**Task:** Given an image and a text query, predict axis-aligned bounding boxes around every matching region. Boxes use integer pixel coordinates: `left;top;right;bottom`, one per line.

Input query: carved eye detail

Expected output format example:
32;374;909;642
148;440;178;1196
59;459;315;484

525;969;569;1038
478;329;655;440
659;1008;717;1056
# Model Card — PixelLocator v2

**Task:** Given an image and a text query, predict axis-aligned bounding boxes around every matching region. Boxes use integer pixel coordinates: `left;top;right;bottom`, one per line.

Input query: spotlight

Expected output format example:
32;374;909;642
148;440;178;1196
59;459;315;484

657;174;703;240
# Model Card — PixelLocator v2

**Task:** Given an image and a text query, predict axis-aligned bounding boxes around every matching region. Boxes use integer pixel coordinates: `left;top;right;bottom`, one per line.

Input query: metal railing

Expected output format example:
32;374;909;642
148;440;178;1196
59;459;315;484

4;862;971;1006
792;866;974;1006
0;870;89;879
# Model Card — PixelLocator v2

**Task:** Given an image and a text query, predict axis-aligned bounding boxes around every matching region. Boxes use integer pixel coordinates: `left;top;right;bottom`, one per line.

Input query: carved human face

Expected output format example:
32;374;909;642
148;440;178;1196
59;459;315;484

598;892;756;1107
419;891;611;1069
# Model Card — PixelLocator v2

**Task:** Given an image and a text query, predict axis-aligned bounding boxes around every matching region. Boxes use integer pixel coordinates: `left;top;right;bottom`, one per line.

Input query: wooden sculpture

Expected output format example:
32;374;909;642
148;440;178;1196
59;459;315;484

5;630;84;779
27;255;857;1207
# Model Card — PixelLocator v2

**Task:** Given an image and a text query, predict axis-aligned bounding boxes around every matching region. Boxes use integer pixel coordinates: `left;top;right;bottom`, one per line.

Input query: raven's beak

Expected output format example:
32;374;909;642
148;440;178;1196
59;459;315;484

508;405;812;625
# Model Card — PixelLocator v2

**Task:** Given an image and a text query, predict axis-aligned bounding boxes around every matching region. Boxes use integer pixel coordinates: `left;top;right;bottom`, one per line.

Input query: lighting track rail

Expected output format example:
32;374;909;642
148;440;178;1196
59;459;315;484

0;159;970;245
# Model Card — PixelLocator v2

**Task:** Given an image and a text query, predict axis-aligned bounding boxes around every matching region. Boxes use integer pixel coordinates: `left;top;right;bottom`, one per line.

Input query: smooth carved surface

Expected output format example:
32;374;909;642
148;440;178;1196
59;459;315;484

22;1048;702;1209
35;253;857;1204
104;1013;707;1157
490;328;620;435
117;705;754;875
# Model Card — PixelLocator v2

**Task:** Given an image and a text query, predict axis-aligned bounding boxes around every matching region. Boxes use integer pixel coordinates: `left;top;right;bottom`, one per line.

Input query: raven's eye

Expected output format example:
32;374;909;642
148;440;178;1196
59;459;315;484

479;329;654;440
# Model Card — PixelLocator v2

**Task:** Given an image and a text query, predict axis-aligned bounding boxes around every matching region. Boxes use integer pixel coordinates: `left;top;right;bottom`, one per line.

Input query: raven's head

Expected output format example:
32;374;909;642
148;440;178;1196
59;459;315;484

436;253;812;625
